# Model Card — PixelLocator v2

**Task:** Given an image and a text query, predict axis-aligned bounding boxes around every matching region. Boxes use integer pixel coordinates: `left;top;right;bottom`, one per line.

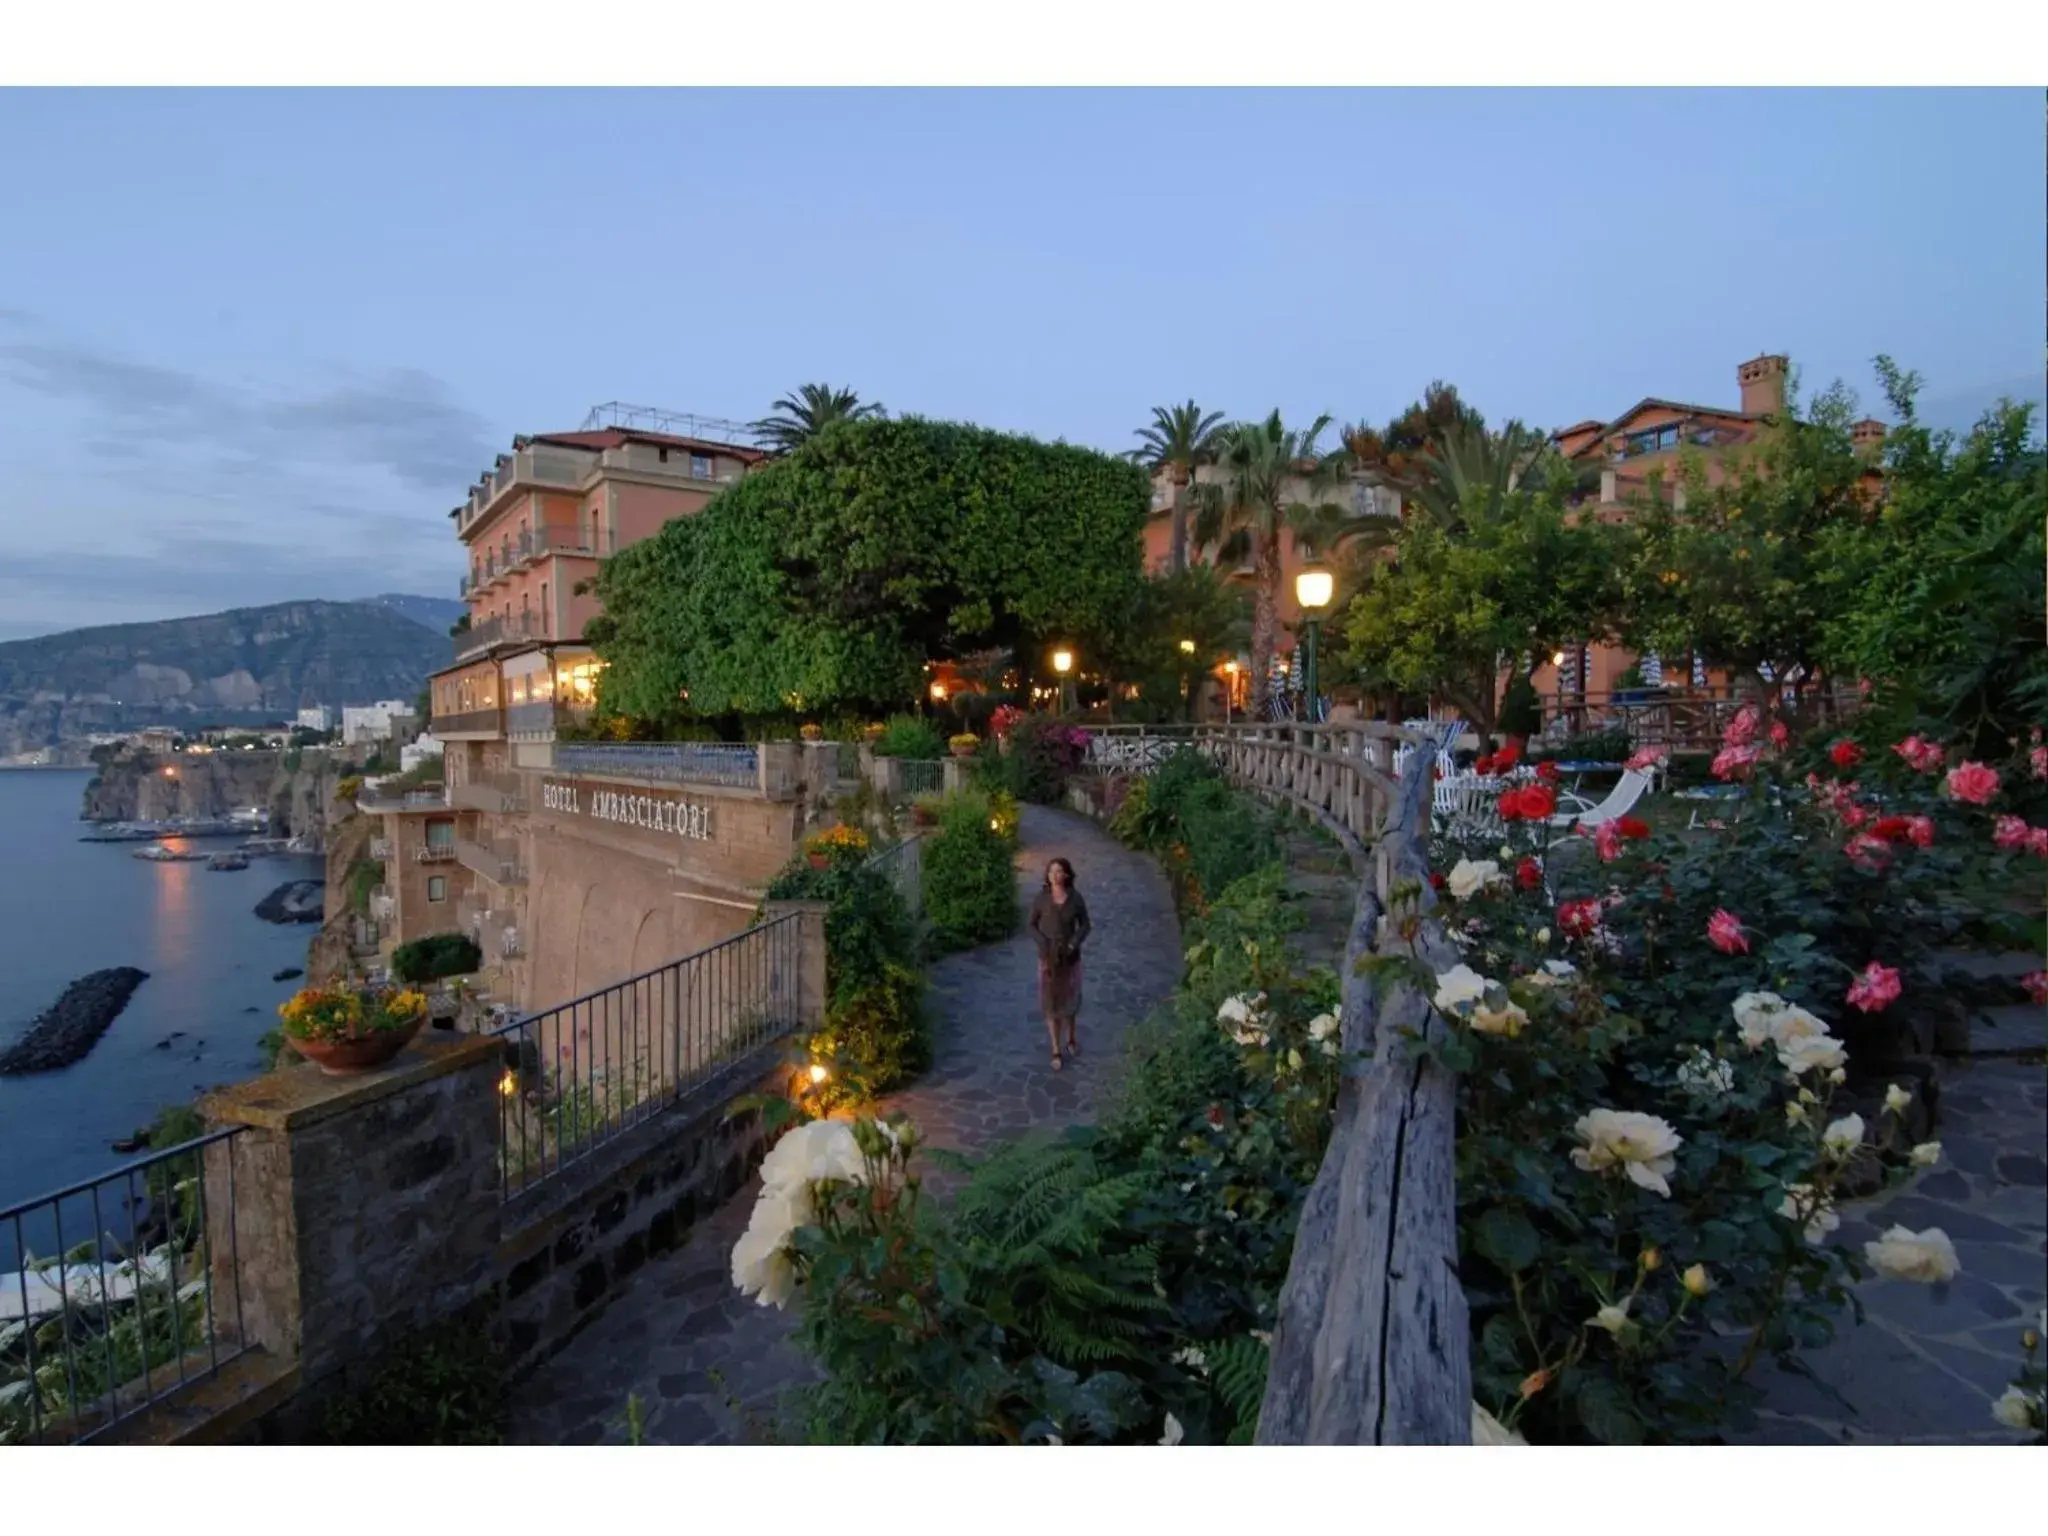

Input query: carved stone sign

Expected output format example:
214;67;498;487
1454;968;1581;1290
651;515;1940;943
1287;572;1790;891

541;779;713;842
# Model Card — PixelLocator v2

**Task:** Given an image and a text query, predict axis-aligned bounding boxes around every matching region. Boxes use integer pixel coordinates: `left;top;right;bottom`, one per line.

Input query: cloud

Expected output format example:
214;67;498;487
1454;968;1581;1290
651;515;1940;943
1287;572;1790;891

0;313;496;493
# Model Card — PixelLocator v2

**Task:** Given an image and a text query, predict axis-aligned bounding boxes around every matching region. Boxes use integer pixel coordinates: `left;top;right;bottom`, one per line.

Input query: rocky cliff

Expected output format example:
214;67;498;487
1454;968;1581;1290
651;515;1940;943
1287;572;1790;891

82;747;348;844
307;810;376;986
0;599;450;761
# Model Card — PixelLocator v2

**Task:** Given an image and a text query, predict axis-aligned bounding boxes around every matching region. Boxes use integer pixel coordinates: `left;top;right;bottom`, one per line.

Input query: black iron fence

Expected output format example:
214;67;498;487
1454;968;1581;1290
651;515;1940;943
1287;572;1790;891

490;912;805;1199
1;1128;250;1444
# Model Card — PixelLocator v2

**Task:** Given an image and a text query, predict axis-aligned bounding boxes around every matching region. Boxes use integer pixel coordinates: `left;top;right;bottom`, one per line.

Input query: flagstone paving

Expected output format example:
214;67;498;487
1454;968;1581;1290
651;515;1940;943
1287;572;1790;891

1741;966;2046;1446
508;803;1182;1445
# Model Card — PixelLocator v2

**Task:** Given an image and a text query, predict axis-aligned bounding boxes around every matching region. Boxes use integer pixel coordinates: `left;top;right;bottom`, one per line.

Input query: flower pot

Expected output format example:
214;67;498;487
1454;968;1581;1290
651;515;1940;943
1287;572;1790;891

807;852;830;870
284;1016;426;1076
911;805;937;827
950;743;977;758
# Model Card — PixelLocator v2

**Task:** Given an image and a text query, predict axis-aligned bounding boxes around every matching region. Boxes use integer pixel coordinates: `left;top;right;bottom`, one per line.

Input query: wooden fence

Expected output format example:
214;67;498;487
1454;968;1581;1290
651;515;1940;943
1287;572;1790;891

1254;745;1473;1442
1541;685;1862;751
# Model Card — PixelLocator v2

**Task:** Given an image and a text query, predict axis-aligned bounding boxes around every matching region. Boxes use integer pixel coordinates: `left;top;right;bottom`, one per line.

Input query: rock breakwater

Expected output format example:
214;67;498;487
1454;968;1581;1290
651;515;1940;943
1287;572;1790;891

0;967;151;1075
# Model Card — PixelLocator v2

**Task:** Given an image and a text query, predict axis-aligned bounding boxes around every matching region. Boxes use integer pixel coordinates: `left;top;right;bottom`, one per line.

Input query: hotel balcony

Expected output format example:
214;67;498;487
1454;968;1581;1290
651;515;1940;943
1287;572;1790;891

415;844;459;865
430;704;507;739
357;784;450;814
454;612;548;662
456;836;526;887
450;774;522;814
463;526;603;600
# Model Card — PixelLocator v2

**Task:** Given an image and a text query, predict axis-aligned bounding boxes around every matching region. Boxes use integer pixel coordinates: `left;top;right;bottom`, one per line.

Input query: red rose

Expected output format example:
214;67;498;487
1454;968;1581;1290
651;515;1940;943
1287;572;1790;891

1870;816;1914;843
1515;857;1543;891
1474;753;1496;776
1617;816;1651;840
1558;898;1602;938
1500;783;1557;822
1706;908;1748;954
1904;816;1935;848
1429;871;1445;890
1494;740;1523;772
1829;739;1863;769
1536;761;1559;782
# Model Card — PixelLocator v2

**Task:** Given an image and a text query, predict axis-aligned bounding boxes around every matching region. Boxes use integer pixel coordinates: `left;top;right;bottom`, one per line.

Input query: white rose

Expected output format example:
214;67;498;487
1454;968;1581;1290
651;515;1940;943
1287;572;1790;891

1884;1083;1912;1115
1991;1385;2036;1432
1827;1067;1847;1085
1777;1184;1840;1245
1821;1113;1865;1158
1499;845;1515;861
1778;1032;1847;1079
1433;964;1492;1014
730;1187;809;1308
1286;1047;1304;1071
1570;1108;1683;1198
1910;1141;1941;1166
1217;993;1270;1046
1675;1048;1734;1096
759;1119;866;1194
1864;1226;1960;1284
1471;1403;1526;1445
1589;1299;1633;1334
1445;859;1504;901
1159;1413;1185;1446
1307;1011;1339;1042
1534;927;1551;946
1731;991;1791;1046
1172;1346;1209;1374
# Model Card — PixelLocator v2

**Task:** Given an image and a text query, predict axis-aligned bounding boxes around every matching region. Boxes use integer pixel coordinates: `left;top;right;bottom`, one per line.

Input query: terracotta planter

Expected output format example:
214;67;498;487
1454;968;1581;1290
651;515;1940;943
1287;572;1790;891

807;852;830;869
911;805;937;827
950;743;977;758
284;1016;426;1077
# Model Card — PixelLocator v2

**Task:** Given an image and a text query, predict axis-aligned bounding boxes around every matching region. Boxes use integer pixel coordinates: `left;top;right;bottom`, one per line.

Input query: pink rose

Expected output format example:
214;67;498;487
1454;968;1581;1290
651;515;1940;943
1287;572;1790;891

1892;736;1946;773
1994;815;2031;851
1595;820;1624;863
1706;908;1748;955
2032;744;2048;781
2023;971;2048;1007
1846;961;1902;1014
1770;719;1791;750
1840;803;1869;831
1624;745;1669;773
2030;826;2048;859
1723;705;1760;748
1904;816;1935;848
1944;761;2000;805
1711;742;1762;781
1845;831;1892;871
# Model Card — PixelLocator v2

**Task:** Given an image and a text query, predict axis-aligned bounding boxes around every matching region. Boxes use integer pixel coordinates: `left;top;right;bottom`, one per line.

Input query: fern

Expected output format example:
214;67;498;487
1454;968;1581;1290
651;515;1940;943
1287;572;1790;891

1209;1335;1270;1444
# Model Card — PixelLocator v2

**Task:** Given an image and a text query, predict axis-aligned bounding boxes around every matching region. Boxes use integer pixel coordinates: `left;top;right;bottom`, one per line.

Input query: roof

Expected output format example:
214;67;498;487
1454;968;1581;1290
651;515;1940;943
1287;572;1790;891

530;427;769;465
1555;397;1762;458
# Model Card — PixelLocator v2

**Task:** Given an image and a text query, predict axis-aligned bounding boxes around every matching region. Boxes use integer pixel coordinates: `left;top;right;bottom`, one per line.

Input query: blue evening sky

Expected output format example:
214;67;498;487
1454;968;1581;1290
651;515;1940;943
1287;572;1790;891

0;88;2040;639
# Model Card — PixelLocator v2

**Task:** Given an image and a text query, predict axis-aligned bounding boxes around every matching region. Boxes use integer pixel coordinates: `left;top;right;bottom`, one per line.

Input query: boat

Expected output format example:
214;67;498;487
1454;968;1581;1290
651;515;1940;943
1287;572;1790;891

207;852;251;871
133;843;208;862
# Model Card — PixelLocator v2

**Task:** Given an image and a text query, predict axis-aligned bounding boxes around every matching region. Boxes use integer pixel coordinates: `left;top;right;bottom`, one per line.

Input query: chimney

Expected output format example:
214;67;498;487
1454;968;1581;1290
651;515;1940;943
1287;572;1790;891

1851;418;1886;454
1738;354;1788;417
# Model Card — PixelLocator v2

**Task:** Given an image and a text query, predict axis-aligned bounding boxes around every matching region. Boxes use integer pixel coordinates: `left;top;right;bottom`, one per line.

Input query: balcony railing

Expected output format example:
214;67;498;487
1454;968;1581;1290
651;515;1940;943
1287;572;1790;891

429;706;506;738
552;741;761;790
415;845;458;864
506;700;587;739
454;613;547;660
356;785;449;813
450;776;521;814
455;837;524;886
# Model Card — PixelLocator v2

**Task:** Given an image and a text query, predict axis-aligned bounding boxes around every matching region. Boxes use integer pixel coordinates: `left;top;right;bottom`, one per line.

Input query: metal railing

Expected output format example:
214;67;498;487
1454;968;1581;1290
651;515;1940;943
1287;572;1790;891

450;775;522;814
490;913;804;1199
455;836;525;886
415;844;458;864
1;1129;250;1445
454;613;546;660
1540;685;1862;751
896;757;945;798
430;706;506;737
357;785;449;813
553;741;760;790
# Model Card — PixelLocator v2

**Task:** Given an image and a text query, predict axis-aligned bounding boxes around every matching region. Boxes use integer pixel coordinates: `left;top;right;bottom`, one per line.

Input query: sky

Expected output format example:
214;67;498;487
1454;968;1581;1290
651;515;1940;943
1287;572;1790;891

0;88;2041;641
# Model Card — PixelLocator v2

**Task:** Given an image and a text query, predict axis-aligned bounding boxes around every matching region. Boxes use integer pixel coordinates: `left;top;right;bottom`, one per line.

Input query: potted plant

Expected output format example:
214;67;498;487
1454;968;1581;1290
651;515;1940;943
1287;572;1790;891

277;982;429;1075
910;796;941;828
803;824;869;869
949;732;980;759
800;723;824;742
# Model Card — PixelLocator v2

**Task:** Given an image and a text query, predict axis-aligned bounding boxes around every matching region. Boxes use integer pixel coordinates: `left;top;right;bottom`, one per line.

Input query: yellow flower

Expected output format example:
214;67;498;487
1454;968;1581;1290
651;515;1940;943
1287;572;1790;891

1571;1109;1683;1198
1910;1141;1941;1167
1884;1083;1911;1115
1682;1264;1713;1298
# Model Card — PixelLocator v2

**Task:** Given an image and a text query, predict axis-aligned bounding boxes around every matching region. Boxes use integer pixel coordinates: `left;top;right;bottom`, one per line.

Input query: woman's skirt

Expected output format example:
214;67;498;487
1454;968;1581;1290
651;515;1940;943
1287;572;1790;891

1039;955;1084;1019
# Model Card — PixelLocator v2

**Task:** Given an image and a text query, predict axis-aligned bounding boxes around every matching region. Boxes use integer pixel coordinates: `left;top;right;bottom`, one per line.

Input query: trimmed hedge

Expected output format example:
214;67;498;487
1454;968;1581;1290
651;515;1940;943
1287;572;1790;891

391;932;482;984
921;793;1019;956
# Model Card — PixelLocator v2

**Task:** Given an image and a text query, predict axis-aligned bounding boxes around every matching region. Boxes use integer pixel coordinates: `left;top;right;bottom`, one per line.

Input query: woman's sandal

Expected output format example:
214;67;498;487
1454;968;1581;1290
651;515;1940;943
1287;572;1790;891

1065;1039;1080;1059
1050;1051;1063;1072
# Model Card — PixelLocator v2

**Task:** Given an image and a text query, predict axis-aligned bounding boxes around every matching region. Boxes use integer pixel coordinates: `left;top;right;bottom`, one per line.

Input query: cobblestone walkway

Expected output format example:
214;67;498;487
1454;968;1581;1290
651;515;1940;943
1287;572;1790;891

508;804;1181;1445
1744;957;2046;1445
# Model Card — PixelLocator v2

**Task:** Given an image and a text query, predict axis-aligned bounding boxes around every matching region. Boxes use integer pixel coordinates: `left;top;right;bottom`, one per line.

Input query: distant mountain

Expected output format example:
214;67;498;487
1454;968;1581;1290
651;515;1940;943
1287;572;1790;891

361;593;466;633
1915;376;2046;439
0;600;452;762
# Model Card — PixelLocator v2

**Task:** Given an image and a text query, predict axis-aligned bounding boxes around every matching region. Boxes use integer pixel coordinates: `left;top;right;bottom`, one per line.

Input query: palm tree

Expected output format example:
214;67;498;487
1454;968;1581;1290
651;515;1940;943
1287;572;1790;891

751;384;885;454
1193;411;1352;715
1128;400;1226;574
1403;416;1548;534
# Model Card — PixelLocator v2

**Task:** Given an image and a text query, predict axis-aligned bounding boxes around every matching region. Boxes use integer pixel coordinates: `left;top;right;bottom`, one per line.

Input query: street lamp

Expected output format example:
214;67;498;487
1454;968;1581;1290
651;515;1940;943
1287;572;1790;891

1050;647;1075;715
1178;638;1196;655
1222;658;1239;724
1295;562;1335;723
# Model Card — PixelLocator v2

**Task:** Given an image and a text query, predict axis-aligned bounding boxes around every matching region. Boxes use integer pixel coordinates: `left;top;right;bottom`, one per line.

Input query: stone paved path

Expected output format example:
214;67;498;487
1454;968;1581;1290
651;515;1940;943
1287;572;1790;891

508;804;1181;1444
1743;956;2046;1445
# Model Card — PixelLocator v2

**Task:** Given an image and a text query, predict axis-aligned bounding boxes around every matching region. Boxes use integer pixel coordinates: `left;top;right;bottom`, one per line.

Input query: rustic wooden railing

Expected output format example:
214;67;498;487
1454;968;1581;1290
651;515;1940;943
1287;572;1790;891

1081;721;1431;858
1256;744;1473;1443
1542;685;1862;751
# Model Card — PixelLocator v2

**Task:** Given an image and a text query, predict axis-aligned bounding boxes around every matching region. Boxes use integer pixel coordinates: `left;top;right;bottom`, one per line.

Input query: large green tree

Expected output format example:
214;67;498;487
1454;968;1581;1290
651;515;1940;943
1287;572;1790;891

751;383;886;454
1341;381;1486;494
1339;462;1624;744
1192;411;1351;715
1818;361;2045;758
1102;564;1253;722
588;418;1149;723
1128;400;1226;575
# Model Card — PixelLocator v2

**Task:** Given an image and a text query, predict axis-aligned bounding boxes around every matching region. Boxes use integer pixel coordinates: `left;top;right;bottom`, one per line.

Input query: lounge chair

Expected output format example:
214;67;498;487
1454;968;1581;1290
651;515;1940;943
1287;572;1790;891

1550;766;1654;830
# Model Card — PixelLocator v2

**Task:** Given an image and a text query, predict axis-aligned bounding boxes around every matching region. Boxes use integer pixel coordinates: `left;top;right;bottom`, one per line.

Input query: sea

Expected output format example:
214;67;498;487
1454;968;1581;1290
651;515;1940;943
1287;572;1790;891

0;769;324;1223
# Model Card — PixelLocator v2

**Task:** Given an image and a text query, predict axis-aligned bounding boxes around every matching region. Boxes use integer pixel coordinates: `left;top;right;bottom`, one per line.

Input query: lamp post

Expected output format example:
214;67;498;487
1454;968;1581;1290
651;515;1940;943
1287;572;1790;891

1222;658;1239;724
1051;646;1074;715
1294;562;1334;724
1178;638;1196;717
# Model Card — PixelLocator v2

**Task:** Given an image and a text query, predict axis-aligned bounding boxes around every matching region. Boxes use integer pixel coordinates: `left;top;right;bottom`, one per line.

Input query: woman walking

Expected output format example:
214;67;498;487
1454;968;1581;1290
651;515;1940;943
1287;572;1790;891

1028;857;1091;1070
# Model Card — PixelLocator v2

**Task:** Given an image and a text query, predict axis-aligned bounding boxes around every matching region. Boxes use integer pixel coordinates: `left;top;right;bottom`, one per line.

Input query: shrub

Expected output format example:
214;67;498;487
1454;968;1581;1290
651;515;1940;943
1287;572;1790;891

922;794;1019;956
1530;726;1633;764
346;857;384;917
766;850;929;1104
1498;673;1543;740
391;932;482;985
314;1317;507;1444
1005;715;1091;803
873;714;947;761
1115;749;1278;913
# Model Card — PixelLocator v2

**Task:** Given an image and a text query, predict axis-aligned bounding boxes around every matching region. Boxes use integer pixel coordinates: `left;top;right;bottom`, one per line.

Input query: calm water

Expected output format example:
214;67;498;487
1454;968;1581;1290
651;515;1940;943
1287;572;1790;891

0;770;322;1216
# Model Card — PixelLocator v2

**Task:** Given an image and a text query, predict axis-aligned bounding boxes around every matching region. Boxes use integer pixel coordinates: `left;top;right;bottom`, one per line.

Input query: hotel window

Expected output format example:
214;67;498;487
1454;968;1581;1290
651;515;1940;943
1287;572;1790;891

426;819;455;850
427;876;447;903
690;454;713;479
541;581;549;621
